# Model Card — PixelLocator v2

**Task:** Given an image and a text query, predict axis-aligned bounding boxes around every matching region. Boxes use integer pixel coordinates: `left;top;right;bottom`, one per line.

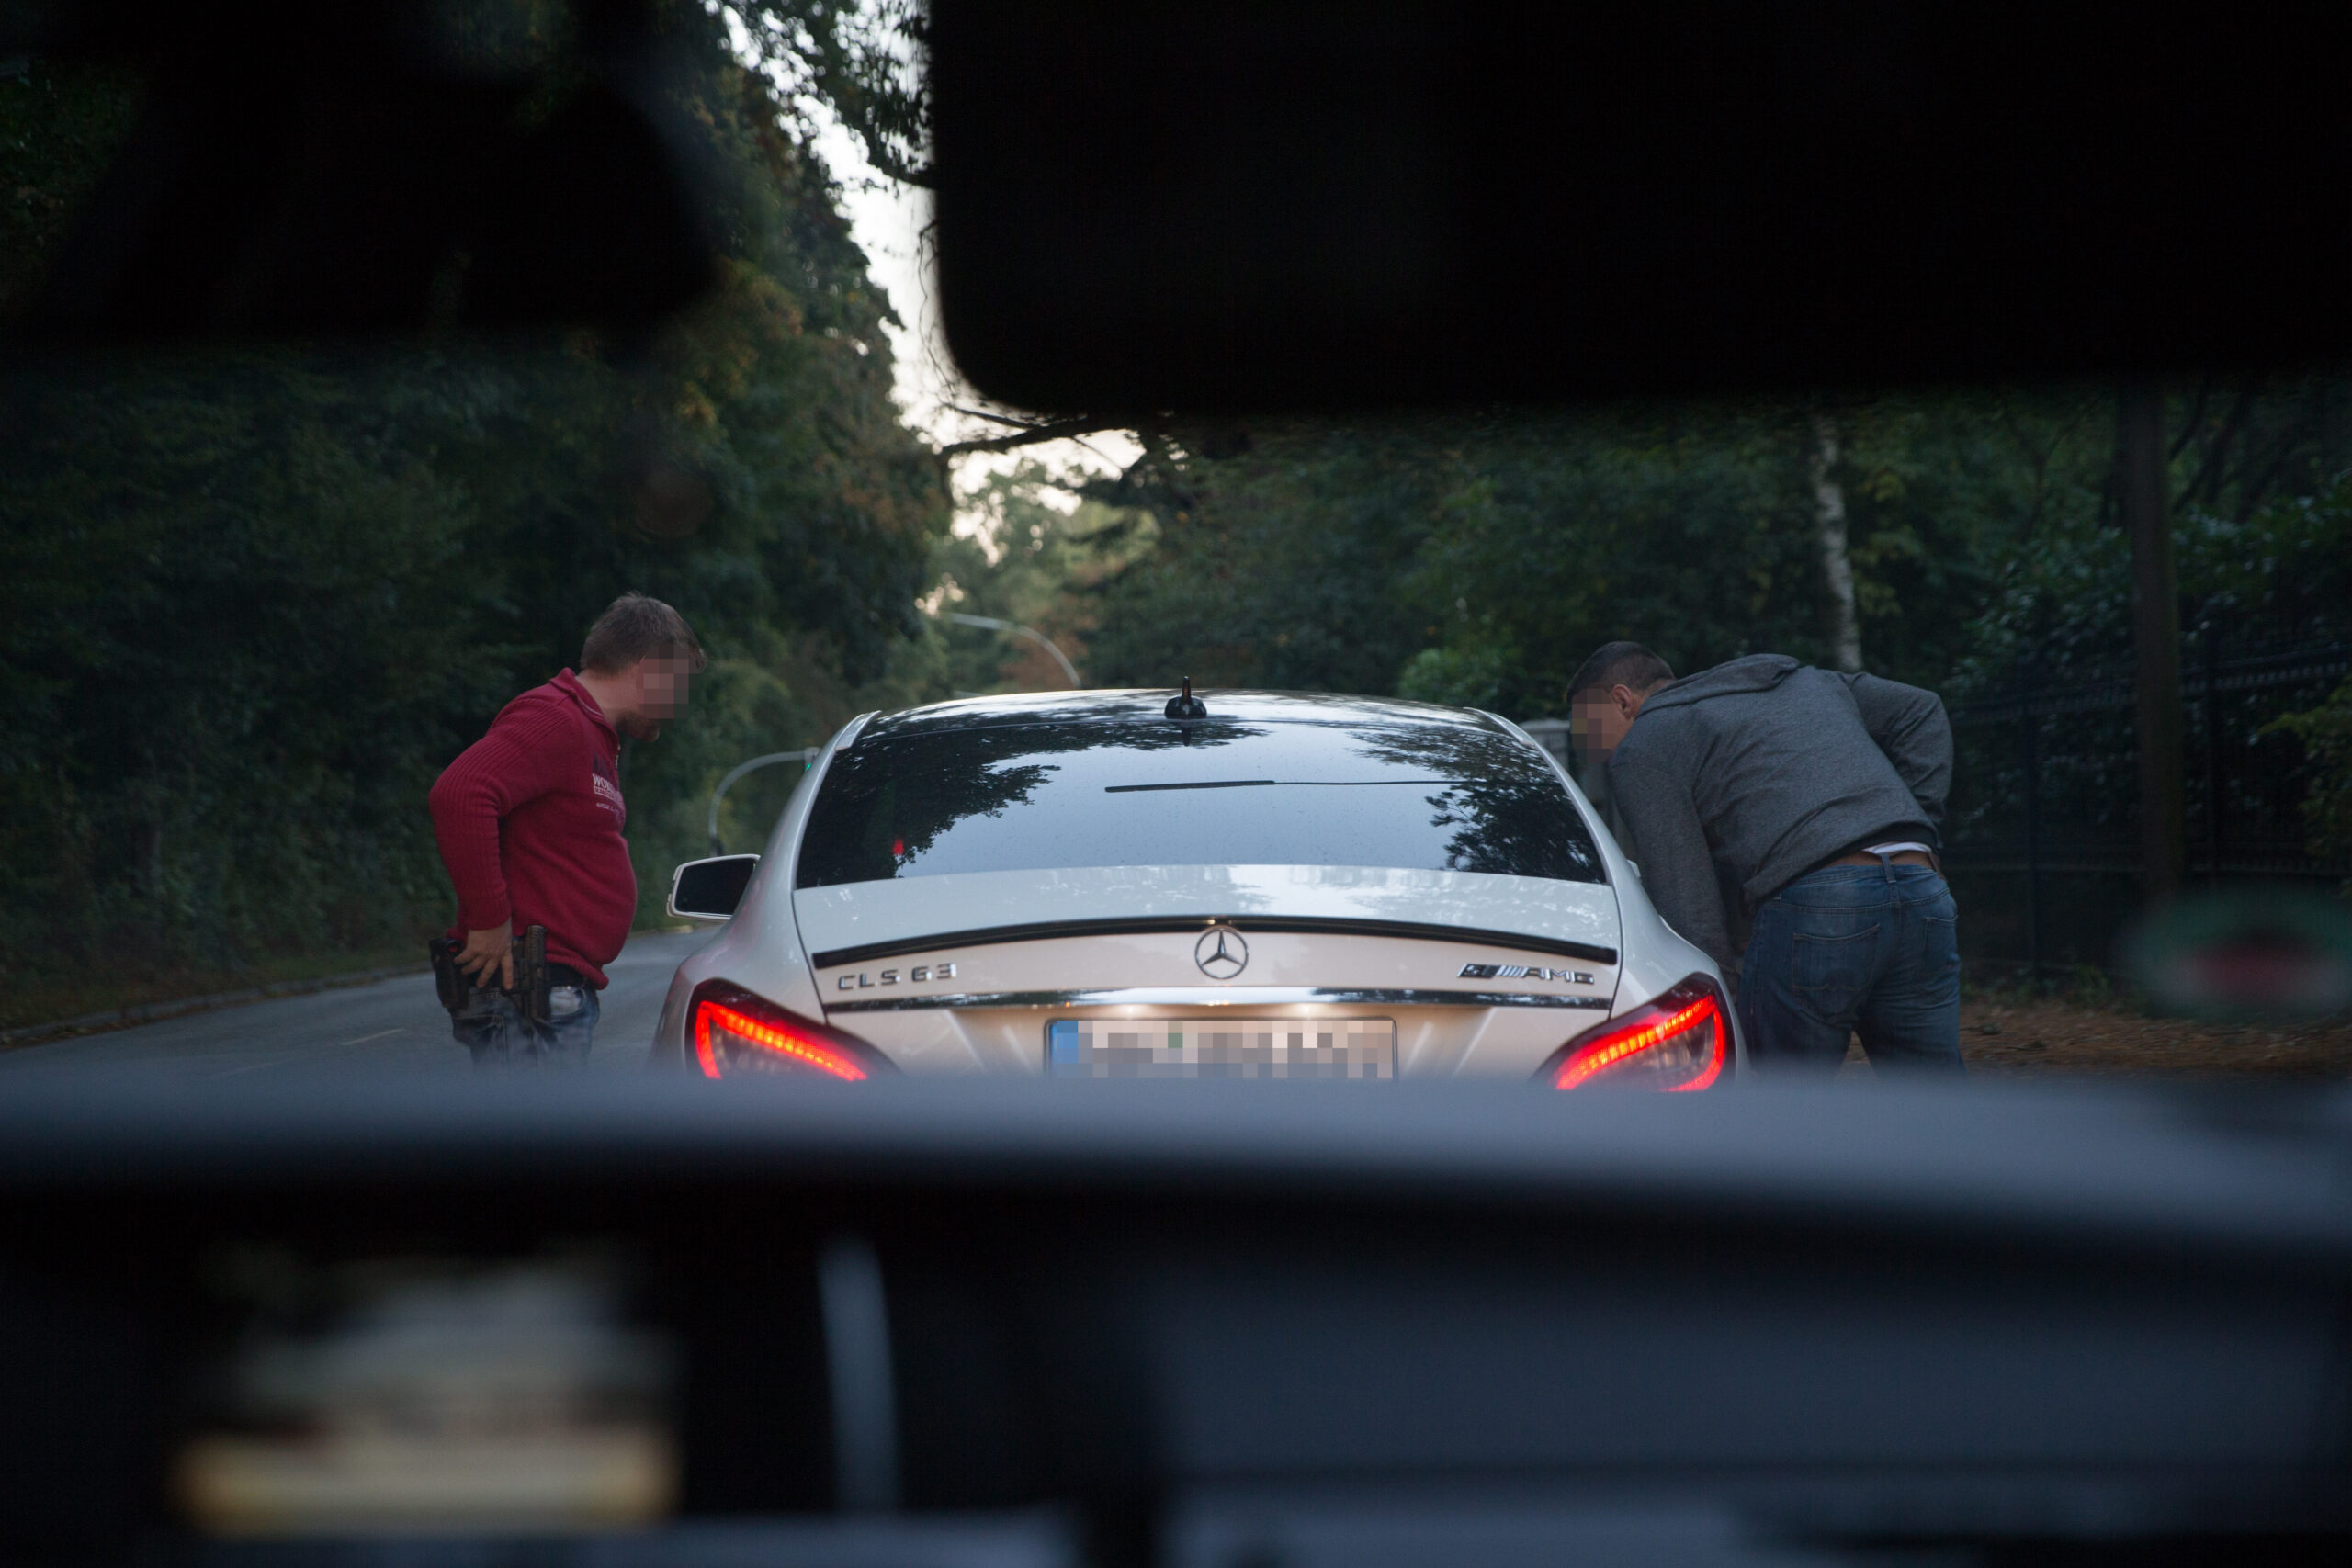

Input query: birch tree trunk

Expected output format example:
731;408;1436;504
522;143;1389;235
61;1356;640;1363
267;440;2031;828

1810;411;1861;671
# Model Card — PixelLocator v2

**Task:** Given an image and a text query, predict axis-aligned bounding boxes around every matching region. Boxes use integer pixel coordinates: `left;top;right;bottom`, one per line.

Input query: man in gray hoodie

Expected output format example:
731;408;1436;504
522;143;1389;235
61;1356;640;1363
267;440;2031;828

1570;641;1962;1075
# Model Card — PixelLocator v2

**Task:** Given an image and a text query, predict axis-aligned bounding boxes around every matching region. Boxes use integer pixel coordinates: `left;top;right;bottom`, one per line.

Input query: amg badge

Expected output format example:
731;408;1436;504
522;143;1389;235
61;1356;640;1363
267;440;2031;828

1459;962;1595;985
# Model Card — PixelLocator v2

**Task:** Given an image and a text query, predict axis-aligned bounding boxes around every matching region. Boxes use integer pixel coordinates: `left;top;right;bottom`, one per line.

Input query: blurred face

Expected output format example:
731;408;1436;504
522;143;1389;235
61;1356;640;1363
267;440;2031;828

618;653;695;740
1571;683;1648;758
638;654;695;717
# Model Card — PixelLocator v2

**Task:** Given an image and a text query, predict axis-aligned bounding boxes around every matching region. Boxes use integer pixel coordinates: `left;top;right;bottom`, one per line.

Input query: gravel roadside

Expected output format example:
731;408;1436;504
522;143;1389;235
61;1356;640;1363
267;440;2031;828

1954;997;2352;1077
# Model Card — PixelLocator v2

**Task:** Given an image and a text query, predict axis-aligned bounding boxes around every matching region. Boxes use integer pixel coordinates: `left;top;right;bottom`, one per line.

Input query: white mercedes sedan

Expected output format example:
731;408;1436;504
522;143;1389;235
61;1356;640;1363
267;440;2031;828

651;690;1740;1089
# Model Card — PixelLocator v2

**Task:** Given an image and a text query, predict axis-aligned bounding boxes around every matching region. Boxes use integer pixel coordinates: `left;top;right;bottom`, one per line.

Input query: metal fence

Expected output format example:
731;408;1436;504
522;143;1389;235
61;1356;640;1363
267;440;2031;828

1942;637;2350;972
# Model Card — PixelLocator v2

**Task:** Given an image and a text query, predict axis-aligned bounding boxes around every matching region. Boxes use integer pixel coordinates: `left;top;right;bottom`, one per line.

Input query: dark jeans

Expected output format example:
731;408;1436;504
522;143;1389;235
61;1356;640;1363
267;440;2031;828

450;982;599;1068
1736;863;1962;1077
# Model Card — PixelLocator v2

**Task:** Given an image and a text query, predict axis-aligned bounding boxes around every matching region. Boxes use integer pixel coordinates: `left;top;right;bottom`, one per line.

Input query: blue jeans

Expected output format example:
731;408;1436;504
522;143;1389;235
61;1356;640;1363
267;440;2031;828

1736;863;1962;1077
450;983;599;1067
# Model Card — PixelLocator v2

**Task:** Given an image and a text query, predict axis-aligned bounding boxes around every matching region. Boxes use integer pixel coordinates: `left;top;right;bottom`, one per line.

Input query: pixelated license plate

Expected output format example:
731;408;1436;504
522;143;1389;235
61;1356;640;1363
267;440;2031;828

1046;1019;1396;1079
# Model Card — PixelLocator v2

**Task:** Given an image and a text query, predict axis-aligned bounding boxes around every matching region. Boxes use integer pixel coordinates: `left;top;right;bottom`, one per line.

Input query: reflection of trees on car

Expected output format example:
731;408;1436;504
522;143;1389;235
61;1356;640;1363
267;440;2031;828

1344;720;1554;784
798;718;1267;887
1341;719;1607;881
797;709;1605;887
1421;785;1604;884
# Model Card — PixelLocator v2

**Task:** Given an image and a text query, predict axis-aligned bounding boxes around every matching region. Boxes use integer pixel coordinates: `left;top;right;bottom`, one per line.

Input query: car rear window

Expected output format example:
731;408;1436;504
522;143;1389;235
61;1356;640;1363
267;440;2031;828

795;717;1604;888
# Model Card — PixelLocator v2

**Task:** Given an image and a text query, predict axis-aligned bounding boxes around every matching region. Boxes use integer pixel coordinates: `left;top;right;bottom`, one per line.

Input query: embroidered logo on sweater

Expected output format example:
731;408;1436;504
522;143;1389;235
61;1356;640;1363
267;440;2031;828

591;753;626;826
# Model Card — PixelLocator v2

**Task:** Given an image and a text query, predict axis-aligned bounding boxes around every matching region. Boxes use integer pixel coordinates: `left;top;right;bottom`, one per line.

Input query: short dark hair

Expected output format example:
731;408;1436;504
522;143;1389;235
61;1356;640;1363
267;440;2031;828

1567;640;1674;704
581;592;707;674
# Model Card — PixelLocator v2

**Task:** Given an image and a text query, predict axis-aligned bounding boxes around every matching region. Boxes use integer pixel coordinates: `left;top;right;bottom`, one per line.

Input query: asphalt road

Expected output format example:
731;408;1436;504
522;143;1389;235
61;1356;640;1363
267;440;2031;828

0;930;714;1079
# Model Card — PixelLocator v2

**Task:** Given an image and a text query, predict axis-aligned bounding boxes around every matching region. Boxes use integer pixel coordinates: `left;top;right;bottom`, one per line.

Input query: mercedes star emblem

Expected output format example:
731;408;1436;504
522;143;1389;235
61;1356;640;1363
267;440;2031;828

1194;924;1249;979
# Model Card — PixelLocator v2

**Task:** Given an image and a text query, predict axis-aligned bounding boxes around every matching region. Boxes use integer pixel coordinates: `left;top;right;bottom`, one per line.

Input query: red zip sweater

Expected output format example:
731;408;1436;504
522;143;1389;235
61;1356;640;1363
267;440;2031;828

428;670;636;988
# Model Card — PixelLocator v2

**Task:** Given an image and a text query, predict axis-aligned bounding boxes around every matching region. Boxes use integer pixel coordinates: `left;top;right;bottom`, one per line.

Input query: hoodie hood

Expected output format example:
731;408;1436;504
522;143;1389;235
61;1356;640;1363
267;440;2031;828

1638;653;1800;714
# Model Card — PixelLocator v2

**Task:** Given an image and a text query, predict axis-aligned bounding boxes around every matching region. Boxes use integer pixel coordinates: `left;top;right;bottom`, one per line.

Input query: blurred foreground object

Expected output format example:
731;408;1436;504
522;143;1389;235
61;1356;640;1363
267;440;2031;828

932;3;2352;412
6;1076;2352;1562
6;0;716;338
176;1256;676;1536
2123;889;2352;1021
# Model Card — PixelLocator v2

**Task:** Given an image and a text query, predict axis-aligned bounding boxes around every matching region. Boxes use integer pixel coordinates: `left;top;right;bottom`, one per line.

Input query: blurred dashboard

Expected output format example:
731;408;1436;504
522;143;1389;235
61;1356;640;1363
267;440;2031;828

1;1075;2348;1565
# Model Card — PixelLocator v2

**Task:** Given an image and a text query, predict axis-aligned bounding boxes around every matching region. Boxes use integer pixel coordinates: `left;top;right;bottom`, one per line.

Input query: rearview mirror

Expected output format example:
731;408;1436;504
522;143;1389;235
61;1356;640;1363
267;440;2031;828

933;4;2351;410
669;855;758;922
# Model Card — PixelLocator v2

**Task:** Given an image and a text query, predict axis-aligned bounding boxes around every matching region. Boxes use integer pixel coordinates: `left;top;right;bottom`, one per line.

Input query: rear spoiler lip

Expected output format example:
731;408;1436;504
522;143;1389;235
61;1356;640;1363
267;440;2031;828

810;917;1618;972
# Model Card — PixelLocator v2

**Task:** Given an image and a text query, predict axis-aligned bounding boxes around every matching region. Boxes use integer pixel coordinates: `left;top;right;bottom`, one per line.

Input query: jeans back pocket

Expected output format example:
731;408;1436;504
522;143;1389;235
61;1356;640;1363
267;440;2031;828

1792;922;1882;1019
1918;901;1961;983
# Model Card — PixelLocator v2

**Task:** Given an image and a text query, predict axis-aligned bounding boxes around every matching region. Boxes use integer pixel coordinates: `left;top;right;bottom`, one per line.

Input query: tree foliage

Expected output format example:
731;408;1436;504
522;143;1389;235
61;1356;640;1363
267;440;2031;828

0;6;948;1018
1070;423;1453;695
1027;382;2350;716
723;0;933;186
8;1;2352;1024
929;461;1152;694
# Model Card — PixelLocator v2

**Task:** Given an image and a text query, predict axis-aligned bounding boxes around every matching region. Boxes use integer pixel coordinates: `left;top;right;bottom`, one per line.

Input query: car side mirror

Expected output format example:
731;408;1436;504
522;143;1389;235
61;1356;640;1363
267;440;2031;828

669;855;759;922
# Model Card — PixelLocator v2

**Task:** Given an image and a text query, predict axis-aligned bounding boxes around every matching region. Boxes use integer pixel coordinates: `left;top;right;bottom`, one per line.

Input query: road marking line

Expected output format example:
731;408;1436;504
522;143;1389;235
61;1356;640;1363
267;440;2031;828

337;1028;405;1046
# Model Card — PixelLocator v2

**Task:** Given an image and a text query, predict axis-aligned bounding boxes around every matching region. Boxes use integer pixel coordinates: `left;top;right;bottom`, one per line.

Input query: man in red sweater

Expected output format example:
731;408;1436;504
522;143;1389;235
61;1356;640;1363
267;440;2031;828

429;593;705;1066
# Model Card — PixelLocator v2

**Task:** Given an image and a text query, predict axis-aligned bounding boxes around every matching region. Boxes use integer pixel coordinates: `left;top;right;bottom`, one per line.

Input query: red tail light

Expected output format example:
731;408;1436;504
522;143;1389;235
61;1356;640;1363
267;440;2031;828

1539;976;1730;1091
689;980;891;1081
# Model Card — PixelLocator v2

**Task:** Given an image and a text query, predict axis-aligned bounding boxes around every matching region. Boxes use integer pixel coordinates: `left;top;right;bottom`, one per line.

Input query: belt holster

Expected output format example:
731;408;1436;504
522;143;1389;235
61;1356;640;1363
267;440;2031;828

512;924;550;1025
429;924;552;1025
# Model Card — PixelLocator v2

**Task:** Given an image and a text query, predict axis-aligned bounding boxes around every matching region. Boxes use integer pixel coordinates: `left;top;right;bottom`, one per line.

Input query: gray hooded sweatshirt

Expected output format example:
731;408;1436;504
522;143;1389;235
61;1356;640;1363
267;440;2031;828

1606;654;1951;976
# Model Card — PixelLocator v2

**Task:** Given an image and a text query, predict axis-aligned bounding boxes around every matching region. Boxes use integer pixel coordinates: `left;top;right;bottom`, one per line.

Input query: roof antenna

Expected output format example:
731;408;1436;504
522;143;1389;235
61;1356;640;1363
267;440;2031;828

1164;676;1208;720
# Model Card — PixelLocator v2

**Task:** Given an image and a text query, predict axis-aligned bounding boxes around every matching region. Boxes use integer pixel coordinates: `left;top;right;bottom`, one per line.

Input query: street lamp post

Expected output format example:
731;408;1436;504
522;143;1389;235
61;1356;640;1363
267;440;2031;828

707;748;820;856
944;612;1081;688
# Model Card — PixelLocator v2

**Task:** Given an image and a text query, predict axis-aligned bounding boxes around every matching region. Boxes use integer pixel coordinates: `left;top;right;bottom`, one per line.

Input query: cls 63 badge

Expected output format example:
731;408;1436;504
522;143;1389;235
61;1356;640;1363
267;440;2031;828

1459;962;1595;985
838;961;956;990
